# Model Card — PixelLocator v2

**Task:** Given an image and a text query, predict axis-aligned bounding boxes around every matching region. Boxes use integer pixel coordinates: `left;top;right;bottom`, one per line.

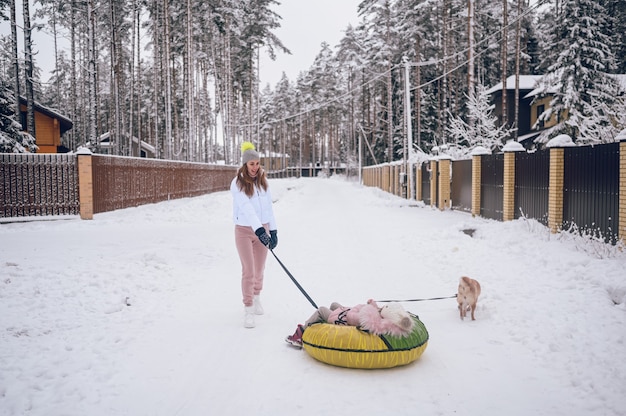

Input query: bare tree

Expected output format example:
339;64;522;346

467;0;475;128
87;0;97;145
10;0;20;123
69;0;77;149
22;0;36;138
164;0;174;159
513;0;524;139
501;0;508;130
109;0;122;155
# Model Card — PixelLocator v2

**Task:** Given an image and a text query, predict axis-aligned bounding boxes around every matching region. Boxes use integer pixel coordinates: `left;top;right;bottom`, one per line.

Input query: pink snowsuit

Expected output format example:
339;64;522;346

326;303;370;326
303;300;414;337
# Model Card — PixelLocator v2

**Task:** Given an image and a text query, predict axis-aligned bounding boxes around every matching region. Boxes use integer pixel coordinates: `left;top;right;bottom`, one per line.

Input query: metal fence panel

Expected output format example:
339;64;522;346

480;153;504;220
1;153;79;218
563;143;619;243
451;159;472;212
421;163;431;205
514;150;550;224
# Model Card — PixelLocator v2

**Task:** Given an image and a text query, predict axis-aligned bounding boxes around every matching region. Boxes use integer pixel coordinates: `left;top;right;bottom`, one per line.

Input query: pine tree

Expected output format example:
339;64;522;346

535;0;620;144
0;80;37;153
446;84;512;155
603;0;626;74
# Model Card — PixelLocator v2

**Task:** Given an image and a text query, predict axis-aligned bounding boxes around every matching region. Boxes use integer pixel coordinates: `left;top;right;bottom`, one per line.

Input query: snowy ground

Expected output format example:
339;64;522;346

1;176;625;416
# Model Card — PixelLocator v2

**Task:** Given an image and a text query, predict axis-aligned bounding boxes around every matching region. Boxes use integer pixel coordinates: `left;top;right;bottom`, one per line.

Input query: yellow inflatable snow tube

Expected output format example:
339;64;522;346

302;314;428;369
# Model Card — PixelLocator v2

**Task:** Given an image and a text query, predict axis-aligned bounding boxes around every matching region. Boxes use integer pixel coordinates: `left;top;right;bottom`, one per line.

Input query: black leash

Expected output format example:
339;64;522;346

268;247;455;309
269;248;318;309
376;294;458;303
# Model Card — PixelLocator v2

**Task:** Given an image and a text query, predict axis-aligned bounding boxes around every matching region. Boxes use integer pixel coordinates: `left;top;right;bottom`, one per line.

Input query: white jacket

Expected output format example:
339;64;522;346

230;176;277;231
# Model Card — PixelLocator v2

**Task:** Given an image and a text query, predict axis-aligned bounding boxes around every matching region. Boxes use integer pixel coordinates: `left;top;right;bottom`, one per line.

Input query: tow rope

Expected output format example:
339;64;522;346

269;248;318;309
269;247;457;309
376;294;458;303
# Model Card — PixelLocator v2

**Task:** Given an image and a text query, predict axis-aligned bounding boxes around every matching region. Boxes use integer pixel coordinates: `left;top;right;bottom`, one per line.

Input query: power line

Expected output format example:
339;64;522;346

231;0;548;129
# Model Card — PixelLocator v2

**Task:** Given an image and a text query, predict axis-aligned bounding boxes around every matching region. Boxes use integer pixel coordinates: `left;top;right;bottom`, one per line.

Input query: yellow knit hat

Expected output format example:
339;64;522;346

241;141;260;164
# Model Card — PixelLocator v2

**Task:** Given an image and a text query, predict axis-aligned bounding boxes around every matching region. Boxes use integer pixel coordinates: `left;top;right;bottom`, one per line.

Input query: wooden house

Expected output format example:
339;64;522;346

19;97;73;153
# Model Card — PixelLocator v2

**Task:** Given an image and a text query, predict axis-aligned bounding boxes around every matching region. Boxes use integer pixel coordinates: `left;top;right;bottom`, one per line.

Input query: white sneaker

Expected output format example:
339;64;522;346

244;306;255;328
253;295;264;315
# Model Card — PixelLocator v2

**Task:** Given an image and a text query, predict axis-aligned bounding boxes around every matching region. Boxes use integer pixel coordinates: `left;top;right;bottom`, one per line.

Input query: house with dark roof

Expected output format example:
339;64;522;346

18;97;73;153
485;75;543;145
487;74;626;148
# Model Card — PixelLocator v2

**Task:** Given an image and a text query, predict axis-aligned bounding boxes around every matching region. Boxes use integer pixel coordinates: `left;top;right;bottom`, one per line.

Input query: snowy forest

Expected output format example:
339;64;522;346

1;0;625;166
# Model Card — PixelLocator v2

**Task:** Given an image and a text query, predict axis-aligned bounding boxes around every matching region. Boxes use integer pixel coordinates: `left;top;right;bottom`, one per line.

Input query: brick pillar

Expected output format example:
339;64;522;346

77;152;94;220
438;158;451;210
503;152;516;221
548;147;565;234
430;160;437;208
471;155;482;217
617;139;626;243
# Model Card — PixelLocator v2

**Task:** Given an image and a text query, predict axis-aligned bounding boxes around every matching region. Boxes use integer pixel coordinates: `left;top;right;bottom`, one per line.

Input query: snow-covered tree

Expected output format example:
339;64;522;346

446;84;512;155
604;0;626;74
574;86;626;144
0;80;37;153
534;0;621;145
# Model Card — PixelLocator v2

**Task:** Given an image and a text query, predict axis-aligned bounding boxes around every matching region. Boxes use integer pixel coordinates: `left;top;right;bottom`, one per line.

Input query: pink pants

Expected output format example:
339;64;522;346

235;225;269;307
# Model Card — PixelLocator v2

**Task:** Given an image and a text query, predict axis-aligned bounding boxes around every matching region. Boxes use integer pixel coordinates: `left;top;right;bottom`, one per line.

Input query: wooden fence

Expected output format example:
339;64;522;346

1;152;237;220
362;139;626;244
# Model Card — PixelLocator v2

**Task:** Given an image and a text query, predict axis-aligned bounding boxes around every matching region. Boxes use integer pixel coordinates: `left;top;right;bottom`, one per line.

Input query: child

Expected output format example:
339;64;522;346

285;299;414;348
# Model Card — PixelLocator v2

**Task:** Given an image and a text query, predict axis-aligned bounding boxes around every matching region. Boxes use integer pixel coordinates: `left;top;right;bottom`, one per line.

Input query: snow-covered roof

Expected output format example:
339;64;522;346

98;132;156;153
485;75;543;95
524;74;626;99
517;131;541;143
18;97;73;134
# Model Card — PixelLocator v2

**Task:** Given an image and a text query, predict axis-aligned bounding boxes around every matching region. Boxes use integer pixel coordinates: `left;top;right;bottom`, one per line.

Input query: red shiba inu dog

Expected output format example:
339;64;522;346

457;276;481;320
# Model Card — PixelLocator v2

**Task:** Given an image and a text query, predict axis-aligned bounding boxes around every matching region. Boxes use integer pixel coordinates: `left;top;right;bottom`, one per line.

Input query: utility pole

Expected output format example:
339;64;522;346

404;57;414;200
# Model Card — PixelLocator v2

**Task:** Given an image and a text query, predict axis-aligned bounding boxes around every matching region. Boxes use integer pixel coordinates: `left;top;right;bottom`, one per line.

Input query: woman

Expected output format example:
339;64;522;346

230;141;278;328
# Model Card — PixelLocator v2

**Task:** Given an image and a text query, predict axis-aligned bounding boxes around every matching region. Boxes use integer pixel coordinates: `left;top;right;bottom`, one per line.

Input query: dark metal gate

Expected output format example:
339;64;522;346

421;163;431;205
451;159;472;212
563;143;619;243
480;154;504;220
514;150;549;224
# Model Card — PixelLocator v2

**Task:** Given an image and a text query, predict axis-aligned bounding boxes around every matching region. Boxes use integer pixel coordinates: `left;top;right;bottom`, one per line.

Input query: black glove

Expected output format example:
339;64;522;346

269;230;278;250
255;227;271;247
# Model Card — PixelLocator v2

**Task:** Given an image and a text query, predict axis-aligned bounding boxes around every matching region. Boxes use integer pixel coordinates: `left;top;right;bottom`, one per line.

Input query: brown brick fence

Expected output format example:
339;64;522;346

1;152;237;220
